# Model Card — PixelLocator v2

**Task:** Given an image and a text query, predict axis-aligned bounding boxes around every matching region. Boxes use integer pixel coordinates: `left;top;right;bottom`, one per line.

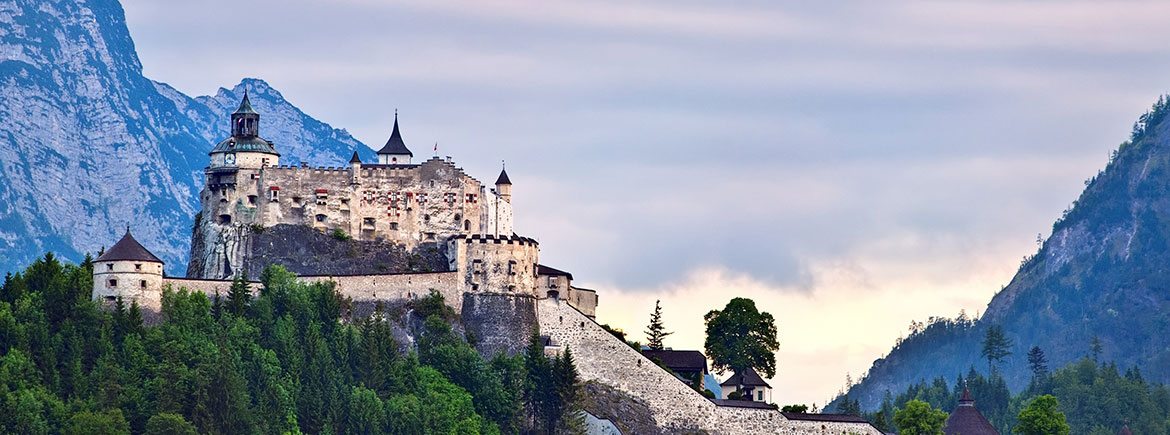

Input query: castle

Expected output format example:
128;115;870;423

93;92;597;319
90;94;880;434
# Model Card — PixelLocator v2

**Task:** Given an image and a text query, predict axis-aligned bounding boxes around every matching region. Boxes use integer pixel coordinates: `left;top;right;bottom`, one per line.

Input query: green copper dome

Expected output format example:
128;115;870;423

210;136;280;156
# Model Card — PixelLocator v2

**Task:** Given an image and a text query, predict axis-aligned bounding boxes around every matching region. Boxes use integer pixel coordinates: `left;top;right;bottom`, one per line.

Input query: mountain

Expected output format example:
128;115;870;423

0;0;374;276
835;98;1170;410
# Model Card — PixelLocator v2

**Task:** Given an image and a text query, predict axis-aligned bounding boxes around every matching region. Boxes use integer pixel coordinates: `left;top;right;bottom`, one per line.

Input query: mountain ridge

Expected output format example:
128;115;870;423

835;97;1170;410
0;0;374;275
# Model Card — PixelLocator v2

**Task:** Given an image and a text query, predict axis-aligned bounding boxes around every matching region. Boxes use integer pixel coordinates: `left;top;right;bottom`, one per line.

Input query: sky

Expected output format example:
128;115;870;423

120;0;1170;405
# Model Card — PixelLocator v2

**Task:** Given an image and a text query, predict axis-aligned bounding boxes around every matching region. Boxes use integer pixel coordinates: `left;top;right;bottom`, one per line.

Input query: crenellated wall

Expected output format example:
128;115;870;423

448;233;539;294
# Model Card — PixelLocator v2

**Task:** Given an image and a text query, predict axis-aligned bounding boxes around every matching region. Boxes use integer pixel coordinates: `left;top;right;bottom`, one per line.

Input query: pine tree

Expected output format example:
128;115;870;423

644;300;673;350
981;325;1012;374
1089;335;1103;361
226;273;251;317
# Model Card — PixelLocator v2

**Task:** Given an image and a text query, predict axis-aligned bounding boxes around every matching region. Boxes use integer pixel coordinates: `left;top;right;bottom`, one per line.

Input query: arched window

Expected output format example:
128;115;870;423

464;219;471;231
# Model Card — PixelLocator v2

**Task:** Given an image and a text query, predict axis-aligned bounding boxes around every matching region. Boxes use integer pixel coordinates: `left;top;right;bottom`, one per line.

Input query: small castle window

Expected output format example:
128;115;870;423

218;214;231;225
135;263;141;271
454;213;461;222
247;195;257;206
363;217;376;227
390;222;399;230
292;196;302;205
508;260;517;276
269;190;279;201
423;214;430;222
104;296;116;302
464;220;471;231
106;263;113;271
108;279;117;287
315;214;327;222
426;232;436;240
140;280;147;288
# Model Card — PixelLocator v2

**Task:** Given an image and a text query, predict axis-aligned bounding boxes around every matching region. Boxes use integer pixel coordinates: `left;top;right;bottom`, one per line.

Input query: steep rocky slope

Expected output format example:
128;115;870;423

836;99;1170;409
0;0;372;275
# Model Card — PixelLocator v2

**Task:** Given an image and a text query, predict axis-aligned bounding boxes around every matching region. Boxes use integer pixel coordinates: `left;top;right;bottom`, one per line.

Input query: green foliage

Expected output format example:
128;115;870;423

65;409;130;435
0;256;564;435
703;297;779;377
1014;395;1070;435
893;400;948;435
781;404;809;413
644;299;672;350
521;333;583;434
144;413;197;435
599;323;640;350
331;228;352;241
981;324;1012;374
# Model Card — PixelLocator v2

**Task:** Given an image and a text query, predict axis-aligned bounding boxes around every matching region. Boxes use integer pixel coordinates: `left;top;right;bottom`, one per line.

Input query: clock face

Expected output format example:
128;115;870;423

225;153;236;165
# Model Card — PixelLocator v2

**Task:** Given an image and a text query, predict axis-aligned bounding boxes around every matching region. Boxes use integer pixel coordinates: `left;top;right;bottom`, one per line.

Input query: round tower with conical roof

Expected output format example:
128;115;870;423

92;227;165;308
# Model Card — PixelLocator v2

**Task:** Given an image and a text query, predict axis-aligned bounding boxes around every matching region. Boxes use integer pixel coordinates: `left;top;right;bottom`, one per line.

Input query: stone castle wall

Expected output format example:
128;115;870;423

190;157;515;281
536;299;882;434
461;293;539;356
449;234;540;294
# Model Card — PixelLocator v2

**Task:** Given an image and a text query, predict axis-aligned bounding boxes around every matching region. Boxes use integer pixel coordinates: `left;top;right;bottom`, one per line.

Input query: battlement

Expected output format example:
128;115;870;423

450;233;539;247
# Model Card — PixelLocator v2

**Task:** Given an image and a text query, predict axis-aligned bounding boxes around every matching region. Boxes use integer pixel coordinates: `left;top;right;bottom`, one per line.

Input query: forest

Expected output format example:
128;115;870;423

837;347;1170;434
0;253;580;434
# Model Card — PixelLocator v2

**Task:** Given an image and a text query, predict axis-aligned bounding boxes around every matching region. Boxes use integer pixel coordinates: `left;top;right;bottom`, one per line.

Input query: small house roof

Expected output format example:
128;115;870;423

95;228;163;263
377;114;413;157
537;264;573;280
943;388;1000;435
642;349;708;373
720;367;770;388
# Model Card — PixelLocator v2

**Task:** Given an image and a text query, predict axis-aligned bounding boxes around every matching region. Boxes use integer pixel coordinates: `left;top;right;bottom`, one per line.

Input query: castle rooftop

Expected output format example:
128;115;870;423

96;228;163;263
377;113;413;157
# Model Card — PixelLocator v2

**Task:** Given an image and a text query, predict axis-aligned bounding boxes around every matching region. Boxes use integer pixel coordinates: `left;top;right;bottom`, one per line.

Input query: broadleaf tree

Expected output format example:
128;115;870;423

703;297;779;377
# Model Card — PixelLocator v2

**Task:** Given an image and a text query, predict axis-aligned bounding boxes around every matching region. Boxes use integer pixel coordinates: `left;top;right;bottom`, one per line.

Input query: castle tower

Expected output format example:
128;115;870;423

377;113;413;165
92;227;165;308
208;91;281;171
190;92;282;279
495;164;512;203
349;151;362;184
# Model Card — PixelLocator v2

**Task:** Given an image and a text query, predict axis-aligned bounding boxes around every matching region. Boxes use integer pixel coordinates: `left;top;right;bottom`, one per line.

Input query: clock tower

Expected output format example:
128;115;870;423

197;91;282;278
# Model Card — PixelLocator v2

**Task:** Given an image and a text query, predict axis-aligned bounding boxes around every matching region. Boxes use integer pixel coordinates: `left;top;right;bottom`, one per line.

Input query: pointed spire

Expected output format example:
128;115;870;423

959;387;974;406
349;151;362;164
377;111;413;157
234;89;257;115
495;161;512;185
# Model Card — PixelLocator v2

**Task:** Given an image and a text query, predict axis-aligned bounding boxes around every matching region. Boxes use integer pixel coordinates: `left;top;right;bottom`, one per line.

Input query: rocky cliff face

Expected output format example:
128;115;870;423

836;99;1170;409
0;0;373;275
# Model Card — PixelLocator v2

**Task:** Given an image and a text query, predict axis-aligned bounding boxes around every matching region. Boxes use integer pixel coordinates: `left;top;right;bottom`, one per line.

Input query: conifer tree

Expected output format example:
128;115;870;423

644;300;673;350
981;325;1012;374
1089;335;1103;361
225;273;250;317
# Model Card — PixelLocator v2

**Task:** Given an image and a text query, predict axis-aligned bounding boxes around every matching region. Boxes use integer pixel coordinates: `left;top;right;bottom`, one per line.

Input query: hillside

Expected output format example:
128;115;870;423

836;98;1170;410
0;0;373;276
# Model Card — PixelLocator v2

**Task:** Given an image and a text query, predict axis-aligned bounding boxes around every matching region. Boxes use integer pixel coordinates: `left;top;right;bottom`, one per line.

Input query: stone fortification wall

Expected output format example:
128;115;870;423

537;299;881;434
299;272;463;313
161;272;459;313
449;234;539;294
460;293;538;356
